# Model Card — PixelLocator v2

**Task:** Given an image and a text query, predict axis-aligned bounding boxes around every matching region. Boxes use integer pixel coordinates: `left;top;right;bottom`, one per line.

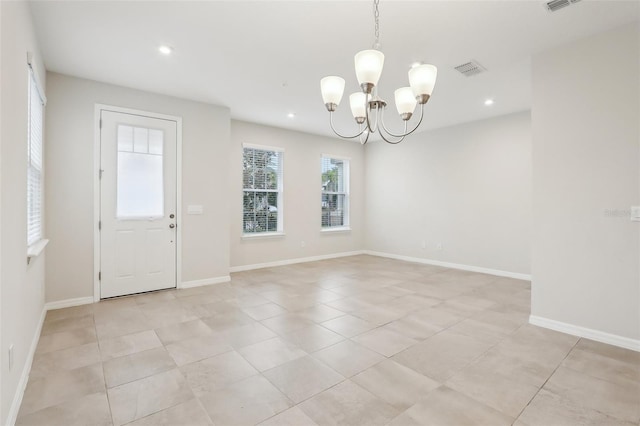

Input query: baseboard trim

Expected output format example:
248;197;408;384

529;315;640;352
363;250;531;281
180;276;231;289
8;297;98;424
44;296;94;311
7;307;46;426
230;250;366;273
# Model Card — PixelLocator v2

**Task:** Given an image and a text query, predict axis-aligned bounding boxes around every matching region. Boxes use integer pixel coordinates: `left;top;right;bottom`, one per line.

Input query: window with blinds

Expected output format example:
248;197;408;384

242;146;283;234
321;156;349;229
27;70;44;246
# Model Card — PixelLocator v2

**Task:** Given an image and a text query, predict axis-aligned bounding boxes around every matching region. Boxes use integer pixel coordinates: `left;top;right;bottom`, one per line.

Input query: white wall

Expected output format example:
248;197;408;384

531;23;640;343
0;1;3;417
44;72;231;302
365;112;532;276
1;2;47;424
230;120;365;268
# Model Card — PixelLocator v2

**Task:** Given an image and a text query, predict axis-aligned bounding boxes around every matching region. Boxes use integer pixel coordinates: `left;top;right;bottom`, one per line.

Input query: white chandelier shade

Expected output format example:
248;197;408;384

320;76;346;106
409;64;438;97
394;87;417;115
349;92;367;120
354;50;385;87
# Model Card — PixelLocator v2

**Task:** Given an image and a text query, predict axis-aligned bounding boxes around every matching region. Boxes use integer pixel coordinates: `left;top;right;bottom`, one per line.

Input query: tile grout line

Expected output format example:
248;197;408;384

95;315;118;426
509;336;582;425
383;320;531;423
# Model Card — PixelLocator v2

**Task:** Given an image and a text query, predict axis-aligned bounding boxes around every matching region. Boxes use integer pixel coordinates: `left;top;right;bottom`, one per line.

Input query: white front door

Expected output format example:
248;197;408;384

100;110;178;298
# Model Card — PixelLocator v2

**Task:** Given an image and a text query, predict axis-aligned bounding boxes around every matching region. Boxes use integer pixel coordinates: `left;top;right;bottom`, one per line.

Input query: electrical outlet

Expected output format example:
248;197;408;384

8;344;14;371
436;243;443;251
421;240;426;249
301;240;306;248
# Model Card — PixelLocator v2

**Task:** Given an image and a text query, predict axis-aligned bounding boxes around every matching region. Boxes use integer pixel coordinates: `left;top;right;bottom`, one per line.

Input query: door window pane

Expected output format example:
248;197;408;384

117;125;133;152
133;127;149;153
117;125;164;218
149;129;164;155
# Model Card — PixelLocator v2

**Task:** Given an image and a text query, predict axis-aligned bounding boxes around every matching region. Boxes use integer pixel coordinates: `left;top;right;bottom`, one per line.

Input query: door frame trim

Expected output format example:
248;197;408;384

93;104;183;302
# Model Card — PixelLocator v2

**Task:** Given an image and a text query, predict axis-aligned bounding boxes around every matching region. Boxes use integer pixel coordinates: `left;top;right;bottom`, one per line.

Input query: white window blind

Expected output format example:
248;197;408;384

242;146;283;234
27;70;44;246
321;157;349;228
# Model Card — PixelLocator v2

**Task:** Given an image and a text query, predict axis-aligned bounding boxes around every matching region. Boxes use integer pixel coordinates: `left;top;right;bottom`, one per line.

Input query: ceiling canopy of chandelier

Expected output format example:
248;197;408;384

320;0;437;145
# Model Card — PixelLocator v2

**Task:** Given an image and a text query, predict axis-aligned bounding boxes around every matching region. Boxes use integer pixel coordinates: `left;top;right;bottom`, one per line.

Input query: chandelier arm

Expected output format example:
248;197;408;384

364;97;381;134
359;132;368;145
364;95;374;133
329;111;367;139
359;125;372;145
379;103;425;138
401;103;426;137
378;121;407;144
373;107;381;133
379;106;405;138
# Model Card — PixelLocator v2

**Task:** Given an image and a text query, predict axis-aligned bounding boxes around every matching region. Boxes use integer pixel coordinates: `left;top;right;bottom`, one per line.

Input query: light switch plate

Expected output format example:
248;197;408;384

187;205;204;215
631;206;640;222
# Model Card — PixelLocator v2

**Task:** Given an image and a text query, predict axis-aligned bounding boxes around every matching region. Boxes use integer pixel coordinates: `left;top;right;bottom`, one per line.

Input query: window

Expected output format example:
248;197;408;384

242;145;283;234
116;125;164;218
27;70;44;246
321;156;349;229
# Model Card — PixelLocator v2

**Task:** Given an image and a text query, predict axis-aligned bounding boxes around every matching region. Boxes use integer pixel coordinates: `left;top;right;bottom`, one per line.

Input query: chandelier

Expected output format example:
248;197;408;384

320;0;437;145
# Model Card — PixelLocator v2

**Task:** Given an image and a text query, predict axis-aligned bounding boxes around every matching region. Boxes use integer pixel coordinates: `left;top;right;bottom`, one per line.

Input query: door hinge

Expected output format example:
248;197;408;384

99;118;102;129
99;169;104;179
98;220;101;230
98;271;101;281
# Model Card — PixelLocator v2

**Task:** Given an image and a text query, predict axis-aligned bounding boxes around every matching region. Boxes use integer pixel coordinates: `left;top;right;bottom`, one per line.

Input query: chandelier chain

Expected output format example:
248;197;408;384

373;0;380;49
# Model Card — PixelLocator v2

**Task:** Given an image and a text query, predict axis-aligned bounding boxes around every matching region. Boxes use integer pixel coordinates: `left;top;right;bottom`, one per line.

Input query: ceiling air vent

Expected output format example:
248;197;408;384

546;0;581;12
454;60;486;77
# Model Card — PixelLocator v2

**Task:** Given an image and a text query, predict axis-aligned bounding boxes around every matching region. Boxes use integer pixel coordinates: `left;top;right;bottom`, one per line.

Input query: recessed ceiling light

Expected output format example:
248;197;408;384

287;113;296;118
484;99;494;106
158;45;173;55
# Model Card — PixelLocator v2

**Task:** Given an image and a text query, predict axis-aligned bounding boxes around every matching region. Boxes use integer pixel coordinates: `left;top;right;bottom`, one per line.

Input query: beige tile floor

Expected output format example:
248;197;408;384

16;255;640;426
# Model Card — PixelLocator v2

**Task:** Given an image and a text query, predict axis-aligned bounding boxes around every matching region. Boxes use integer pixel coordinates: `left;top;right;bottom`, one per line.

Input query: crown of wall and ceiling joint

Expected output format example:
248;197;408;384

454;60;486;77
545;0;581;13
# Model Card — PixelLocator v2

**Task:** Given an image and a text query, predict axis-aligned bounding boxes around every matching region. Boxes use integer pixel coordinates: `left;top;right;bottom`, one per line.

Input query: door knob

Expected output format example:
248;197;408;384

169;224;175;229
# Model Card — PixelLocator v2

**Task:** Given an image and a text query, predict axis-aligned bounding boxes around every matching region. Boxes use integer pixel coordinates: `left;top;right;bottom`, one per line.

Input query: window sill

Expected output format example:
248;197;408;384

242;232;286;240
27;239;49;264
321;227;351;234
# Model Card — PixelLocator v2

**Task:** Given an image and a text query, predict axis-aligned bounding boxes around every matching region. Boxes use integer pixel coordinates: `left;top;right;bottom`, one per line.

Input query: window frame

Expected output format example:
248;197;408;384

242;144;285;238
321;155;350;232
27;64;47;257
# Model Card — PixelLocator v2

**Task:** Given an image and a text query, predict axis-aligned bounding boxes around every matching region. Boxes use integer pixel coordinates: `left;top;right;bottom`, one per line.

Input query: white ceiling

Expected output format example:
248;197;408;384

29;0;639;138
